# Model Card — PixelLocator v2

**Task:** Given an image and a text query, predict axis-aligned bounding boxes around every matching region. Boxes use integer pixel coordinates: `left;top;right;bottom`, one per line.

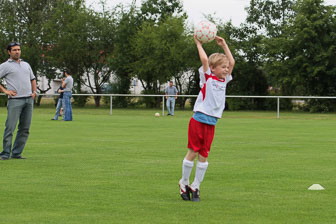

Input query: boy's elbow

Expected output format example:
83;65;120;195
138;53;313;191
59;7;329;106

201;58;208;66
231;59;235;67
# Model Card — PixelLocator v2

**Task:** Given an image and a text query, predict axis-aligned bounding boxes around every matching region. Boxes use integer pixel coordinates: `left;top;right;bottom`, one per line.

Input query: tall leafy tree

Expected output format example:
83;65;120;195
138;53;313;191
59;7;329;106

45;0;118;107
247;0;295;92
130;17;188;107
281;0;336;111
0;0;60;105
131;17;187;90
121;0;187;107
79;8;116;107
139;0;185;23
246;0;295;37
236;0;296;109
44;0;88;96
202;17;269;110
108;3;141;107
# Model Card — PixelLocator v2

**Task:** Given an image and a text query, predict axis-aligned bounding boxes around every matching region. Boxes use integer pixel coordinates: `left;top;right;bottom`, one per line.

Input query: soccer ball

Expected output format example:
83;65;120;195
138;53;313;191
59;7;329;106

194;21;217;44
154;112;160;117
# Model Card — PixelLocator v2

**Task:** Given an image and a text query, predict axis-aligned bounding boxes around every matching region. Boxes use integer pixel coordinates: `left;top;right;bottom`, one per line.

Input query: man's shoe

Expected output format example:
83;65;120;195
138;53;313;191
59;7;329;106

1;157;9;160
11;156;26;159
190;187;200;202
179;181;190;201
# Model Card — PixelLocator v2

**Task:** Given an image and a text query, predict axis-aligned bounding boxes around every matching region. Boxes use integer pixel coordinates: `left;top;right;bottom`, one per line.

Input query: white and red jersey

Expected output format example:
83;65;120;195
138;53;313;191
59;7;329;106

193;66;232;118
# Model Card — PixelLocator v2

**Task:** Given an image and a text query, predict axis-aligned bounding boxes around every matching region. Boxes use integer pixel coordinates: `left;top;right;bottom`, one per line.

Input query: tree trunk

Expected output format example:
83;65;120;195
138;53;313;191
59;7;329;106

94;95;101;107
36;89;51;106
36;94;43;106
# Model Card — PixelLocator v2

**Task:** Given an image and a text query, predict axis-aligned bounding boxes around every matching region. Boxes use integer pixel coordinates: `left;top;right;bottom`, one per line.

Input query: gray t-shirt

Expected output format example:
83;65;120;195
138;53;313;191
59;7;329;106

165;86;178;97
0;59;35;98
63;76;73;92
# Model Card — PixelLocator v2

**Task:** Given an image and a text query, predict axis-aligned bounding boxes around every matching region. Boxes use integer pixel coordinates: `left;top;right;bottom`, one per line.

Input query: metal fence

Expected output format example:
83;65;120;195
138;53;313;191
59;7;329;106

29;93;336;119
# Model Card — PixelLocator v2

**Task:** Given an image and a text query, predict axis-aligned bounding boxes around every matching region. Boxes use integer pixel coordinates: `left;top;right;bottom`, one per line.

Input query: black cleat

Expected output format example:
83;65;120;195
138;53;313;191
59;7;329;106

11;156;26;159
191;188;200;202
179;182;190;201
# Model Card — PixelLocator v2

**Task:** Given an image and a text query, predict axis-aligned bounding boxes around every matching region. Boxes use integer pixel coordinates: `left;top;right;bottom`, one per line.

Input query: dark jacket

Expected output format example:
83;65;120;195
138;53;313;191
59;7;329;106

57;86;64;99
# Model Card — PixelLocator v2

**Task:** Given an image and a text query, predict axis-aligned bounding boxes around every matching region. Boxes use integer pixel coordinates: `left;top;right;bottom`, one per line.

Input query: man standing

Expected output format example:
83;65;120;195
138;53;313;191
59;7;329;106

0;42;37;160
62;70;73;121
165;81;178;116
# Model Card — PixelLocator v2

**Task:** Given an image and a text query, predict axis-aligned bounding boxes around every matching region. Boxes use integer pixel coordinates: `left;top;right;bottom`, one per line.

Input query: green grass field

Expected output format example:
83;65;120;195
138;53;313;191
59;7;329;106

0;108;336;224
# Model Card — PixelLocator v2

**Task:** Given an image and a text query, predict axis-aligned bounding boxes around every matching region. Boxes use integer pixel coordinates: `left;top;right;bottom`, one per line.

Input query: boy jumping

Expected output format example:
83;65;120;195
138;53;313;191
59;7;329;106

179;35;235;201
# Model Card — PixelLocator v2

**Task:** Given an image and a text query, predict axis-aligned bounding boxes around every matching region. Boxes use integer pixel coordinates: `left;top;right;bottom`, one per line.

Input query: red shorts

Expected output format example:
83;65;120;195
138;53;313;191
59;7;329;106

188;117;215;158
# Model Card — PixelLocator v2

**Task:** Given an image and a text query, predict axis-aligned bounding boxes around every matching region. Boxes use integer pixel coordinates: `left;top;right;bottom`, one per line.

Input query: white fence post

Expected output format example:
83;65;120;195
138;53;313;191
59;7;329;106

110;95;112;115
277;97;280;119
162;96;165;116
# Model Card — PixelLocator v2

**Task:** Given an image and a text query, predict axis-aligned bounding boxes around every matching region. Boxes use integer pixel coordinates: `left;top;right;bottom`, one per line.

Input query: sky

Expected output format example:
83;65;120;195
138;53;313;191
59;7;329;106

85;0;249;26
86;0;336;26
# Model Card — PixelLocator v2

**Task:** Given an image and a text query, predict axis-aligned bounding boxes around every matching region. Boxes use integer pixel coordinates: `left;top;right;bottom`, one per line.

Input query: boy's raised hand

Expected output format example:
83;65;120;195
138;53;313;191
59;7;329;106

215;36;226;47
194;35;209;72
215;35;235;74
194;35;203;45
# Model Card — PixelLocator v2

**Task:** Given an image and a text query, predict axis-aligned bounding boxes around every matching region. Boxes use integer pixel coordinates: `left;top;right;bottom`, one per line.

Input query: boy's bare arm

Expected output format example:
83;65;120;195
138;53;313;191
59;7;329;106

215;36;235;74
194;35;209;73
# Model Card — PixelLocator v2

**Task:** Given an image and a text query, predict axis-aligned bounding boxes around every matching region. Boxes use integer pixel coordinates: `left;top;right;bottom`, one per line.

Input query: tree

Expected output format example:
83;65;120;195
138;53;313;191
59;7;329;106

245;0;336;112
246;0;295;37
0;0;61;105
108;3;141;107
227;24;270;110
131;16;191;107
139;0;186;23
232;0;297;110
113;0;187;108
43;0;88;96
281;0;336;111
78;8;116;107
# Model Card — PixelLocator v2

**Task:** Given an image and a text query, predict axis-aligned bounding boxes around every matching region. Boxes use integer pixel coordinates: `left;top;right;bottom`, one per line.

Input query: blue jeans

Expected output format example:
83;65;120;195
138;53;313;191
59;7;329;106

0;97;33;158
63;92;72;121
53;98;64;120
166;97;176;115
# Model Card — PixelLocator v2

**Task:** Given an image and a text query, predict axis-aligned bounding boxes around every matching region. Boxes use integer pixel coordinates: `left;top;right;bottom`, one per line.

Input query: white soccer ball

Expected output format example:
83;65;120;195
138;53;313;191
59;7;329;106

194;21;217;44
154;112;160;117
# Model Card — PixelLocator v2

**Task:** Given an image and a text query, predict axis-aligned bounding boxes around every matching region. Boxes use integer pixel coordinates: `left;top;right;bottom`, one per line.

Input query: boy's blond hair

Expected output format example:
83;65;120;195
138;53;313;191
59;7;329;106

208;53;228;68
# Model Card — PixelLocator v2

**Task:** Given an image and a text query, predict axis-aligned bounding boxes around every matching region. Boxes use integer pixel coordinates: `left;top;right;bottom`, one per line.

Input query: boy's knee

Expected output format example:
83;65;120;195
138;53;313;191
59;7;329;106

198;154;207;162
185;149;198;161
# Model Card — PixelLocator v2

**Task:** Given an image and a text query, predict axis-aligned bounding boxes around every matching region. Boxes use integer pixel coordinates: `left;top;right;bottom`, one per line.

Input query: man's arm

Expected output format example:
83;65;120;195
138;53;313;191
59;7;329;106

62;78;67;88
0;64;16;97
31;79;37;99
0;83;17;97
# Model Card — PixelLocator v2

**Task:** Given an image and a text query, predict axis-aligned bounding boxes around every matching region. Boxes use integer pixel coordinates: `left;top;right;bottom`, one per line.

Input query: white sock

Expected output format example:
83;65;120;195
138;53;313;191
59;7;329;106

181;158;194;185
191;161;208;190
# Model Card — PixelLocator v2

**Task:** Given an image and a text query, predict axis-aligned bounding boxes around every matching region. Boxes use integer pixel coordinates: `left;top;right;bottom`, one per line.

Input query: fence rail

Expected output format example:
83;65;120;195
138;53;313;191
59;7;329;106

3;93;336;119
